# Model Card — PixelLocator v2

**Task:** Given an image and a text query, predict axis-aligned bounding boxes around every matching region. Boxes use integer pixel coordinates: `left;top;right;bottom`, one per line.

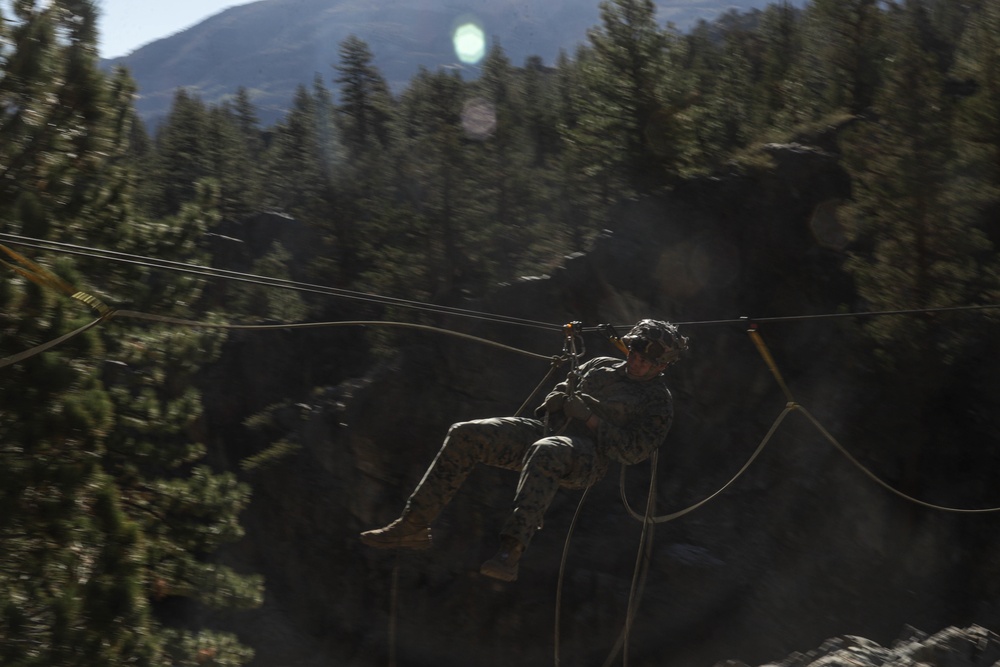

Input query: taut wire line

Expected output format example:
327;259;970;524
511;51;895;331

0;241;560;367
0;234;562;331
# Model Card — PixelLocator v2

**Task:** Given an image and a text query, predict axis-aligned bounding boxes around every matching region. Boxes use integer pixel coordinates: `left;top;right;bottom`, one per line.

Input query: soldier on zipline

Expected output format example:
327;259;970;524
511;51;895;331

360;318;688;582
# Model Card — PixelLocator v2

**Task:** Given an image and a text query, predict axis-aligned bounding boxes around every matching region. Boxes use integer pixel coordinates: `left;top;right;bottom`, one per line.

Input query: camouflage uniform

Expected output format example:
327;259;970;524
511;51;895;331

401;355;674;547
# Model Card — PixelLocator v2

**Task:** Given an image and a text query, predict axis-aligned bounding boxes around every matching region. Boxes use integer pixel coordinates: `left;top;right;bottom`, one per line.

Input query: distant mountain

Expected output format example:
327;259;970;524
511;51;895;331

101;0;804;128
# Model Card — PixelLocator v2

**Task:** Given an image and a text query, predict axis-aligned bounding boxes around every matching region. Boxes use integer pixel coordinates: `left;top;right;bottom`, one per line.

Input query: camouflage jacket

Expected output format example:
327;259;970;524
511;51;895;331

541;356;674;465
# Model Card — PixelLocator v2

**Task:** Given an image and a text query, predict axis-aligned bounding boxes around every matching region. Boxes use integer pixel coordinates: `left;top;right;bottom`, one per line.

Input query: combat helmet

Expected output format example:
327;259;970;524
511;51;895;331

622;319;689;365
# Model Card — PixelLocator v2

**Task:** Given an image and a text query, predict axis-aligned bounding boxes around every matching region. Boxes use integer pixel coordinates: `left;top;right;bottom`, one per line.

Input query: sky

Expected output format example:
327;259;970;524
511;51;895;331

97;0;252;58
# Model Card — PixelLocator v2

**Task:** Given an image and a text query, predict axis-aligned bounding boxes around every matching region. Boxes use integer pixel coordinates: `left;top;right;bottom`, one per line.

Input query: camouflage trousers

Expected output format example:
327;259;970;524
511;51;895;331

402;417;608;548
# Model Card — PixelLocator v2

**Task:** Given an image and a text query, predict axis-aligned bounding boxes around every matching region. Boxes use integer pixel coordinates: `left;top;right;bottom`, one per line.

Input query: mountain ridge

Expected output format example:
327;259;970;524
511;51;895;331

102;0;805;127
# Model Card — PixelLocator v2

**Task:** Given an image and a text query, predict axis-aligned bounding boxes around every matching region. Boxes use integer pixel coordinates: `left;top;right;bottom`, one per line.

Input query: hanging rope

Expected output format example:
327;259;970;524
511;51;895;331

619;326;1000;529
620;404;796;524
389;552;401;667
553;486;591;667
619;448;659;667
746;326;1000;514
797;405;1000;514
514;355;570;418
0;315;108;370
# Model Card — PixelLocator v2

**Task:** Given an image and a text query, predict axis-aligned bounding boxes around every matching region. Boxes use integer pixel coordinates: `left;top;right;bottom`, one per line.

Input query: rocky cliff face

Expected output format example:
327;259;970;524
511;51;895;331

200;141;1000;667
750;626;1000;667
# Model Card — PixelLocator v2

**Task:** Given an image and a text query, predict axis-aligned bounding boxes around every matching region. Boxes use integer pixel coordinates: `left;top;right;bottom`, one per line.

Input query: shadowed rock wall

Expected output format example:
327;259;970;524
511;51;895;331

202;144;1000;667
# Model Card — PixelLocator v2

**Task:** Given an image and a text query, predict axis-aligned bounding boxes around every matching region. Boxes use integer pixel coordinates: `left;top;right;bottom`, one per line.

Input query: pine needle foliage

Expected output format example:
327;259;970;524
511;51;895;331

1;2;261;664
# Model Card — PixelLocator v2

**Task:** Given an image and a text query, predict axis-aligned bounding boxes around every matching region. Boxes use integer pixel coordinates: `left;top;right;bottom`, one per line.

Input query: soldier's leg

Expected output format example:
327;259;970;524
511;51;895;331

500;435;602;547
362;417;541;549
481;435;602;580
403;416;543;525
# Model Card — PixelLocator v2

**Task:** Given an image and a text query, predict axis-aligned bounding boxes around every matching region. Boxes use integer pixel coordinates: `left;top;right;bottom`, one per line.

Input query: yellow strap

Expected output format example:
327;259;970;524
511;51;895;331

747;326;796;404
1;243;113;317
611;337;629;356
1;243;77;295
70;291;114;316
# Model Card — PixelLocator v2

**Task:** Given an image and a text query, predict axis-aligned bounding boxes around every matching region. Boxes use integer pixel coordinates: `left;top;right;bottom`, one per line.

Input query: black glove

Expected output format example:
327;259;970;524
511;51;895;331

563;393;595;422
535;391;568;417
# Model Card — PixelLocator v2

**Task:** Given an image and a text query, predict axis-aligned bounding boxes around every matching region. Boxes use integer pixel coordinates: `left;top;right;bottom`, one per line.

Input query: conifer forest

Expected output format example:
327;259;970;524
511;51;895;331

2;0;1000;664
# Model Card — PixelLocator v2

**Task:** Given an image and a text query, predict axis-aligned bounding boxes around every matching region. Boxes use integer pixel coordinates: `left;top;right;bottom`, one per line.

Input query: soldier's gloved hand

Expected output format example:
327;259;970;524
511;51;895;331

563;393;595;422
535;391;568;417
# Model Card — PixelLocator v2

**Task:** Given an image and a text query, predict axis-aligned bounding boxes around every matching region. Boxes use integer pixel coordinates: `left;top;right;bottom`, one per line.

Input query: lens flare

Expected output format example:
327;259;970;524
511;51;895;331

453;21;486;64
461;97;496;140
809;199;849;250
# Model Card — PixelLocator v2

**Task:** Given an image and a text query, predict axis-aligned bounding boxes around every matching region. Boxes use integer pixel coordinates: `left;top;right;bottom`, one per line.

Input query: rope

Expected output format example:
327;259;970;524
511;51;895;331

620;333;1000;528
620;325;1000;529
596;454;660;667
514;356;569;418
0;235;562;331
0;312;558;368
586;304;1000;332
0;315;107;370
747;328;1000;514
797;405;1000;514
620;404;795;524
120;312;558;361
0;241;565;368
553;486;591;667
389;553;401;667
9;234;1000;334
622;449;658;667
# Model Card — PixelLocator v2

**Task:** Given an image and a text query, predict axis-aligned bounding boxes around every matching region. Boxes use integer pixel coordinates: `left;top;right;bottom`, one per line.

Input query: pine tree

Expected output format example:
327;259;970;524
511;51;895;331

511;55;574;270
581;0;686;193
467;43;538;282
807;0;886;114
331;38;395;285
521;55;560;168
333;35;392;162
924;0;986;67
553;48;610;248
756;2;806;133
209;95;264;219
393;68;475;298
952;0;1000;198
146;89;214;217
262;85;330;218
231;86;263;153
841;0;998;367
229;241;309;321
700;27;757;157
1;2;261;664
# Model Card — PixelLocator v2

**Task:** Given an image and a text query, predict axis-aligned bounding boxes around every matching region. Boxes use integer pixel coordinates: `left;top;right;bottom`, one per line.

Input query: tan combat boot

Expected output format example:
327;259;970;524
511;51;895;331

479;536;525;582
359;516;432;550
